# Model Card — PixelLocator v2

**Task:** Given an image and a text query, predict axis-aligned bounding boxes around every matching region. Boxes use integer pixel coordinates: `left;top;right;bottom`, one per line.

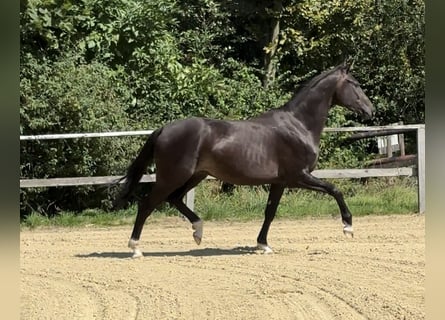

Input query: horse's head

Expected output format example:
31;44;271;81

333;62;375;120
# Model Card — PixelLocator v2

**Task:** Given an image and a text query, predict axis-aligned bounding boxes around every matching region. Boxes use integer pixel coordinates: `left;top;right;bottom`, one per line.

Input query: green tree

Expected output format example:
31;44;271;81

277;0;424;125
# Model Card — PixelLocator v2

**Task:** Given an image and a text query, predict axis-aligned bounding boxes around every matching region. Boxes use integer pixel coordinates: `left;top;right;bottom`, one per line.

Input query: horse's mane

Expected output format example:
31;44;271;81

281;65;343;110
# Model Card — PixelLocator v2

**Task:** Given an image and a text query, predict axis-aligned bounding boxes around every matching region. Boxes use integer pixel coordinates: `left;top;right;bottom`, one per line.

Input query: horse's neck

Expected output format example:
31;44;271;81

290;78;336;143
253;73;337;144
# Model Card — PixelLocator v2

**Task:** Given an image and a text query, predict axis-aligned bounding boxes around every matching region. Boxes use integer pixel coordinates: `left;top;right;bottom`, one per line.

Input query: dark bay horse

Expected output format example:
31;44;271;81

116;62;374;258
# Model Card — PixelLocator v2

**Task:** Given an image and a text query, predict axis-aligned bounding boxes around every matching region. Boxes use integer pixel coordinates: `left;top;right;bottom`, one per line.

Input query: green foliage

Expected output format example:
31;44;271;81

123;0;287;125
20;52;140;215
278;0;424;124
356;0;425;125
20;0;424;216
21;0;178;62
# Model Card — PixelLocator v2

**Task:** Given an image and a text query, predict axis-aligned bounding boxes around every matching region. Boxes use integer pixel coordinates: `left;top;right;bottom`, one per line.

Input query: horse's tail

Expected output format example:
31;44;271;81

113;128;163;209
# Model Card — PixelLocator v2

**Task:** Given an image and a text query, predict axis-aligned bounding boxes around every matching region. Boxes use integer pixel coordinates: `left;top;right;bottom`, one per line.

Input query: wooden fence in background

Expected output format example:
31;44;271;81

20;124;425;213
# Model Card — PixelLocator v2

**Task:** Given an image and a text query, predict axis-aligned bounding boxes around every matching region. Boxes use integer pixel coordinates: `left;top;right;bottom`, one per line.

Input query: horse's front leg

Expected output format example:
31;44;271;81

257;184;285;254
294;170;354;237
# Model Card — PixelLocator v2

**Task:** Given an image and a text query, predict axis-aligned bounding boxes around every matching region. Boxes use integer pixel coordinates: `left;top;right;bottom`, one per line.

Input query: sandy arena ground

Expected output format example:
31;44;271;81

20;214;424;320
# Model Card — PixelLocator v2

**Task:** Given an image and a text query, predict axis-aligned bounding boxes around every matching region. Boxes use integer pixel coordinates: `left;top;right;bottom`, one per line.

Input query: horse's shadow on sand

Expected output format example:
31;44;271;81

75;246;260;259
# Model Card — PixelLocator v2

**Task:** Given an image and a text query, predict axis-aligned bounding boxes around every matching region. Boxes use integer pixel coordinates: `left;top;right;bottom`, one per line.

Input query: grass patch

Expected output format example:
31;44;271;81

195;177;417;220
21;208;136;229
21;177;418;229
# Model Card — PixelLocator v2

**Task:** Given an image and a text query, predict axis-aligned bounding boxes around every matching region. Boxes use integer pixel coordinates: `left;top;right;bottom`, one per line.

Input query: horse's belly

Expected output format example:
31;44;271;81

196;152;281;185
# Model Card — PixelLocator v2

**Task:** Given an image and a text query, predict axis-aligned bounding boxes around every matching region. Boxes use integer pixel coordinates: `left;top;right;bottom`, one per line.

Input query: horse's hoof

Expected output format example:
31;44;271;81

343;225;354;238
257;243;273;254
193;234;202;245
192;220;203;245
132;249;143;259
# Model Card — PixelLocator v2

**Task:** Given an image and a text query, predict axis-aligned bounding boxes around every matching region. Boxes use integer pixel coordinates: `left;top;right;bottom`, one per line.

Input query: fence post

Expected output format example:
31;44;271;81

386;135;393;157
417;126;425;213
398;121;405;156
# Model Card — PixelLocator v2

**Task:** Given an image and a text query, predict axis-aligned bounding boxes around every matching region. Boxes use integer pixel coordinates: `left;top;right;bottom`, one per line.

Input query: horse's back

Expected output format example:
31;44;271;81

199;118;284;184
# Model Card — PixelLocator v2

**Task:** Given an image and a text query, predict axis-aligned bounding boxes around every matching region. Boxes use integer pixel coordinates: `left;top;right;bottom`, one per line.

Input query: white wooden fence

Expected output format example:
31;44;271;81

20;124;425;213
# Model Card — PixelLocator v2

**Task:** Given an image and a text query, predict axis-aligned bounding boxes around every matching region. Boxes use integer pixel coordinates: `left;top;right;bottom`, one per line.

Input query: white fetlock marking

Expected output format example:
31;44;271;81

257;243;273;254
132;249;143;259
343;225;354;238
192;220;203;245
128;238;138;249
128;238;143;258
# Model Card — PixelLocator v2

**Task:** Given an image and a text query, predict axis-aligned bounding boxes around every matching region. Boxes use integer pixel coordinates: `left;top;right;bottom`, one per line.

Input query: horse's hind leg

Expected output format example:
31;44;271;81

167;172;207;245
128;183;177;258
257;184;284;254
169;199;204;245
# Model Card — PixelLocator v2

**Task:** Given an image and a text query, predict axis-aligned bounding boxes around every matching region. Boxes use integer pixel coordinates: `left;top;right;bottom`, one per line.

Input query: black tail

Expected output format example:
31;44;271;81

113;128;163;209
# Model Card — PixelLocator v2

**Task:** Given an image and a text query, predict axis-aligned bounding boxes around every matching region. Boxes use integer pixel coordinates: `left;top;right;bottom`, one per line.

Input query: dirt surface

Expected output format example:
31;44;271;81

20;214;424;320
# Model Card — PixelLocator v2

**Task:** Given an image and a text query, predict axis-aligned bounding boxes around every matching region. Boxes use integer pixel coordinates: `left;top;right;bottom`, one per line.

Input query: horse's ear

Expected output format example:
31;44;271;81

341;57;354;73
339;57;350;73
348;58;355;72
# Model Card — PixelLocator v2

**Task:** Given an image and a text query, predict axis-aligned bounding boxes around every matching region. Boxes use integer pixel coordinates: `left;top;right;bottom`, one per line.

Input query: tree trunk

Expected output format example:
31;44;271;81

263;0;282;89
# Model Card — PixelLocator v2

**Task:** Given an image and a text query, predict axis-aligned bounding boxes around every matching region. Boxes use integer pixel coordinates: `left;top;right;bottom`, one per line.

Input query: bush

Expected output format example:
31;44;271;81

20;53;140;216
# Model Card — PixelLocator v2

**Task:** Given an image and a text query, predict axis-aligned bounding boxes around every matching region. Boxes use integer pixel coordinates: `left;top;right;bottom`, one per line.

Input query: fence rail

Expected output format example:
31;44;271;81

19;130;155;140
19;168;414;188
19;125;424;141
20;125;425;213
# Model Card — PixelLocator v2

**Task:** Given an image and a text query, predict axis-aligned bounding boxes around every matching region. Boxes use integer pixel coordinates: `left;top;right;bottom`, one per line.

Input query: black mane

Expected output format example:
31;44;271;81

283;65;342;109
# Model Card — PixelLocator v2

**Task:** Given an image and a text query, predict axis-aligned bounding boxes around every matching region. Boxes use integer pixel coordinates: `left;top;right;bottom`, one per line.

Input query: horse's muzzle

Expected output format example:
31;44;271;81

361;104;375;120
